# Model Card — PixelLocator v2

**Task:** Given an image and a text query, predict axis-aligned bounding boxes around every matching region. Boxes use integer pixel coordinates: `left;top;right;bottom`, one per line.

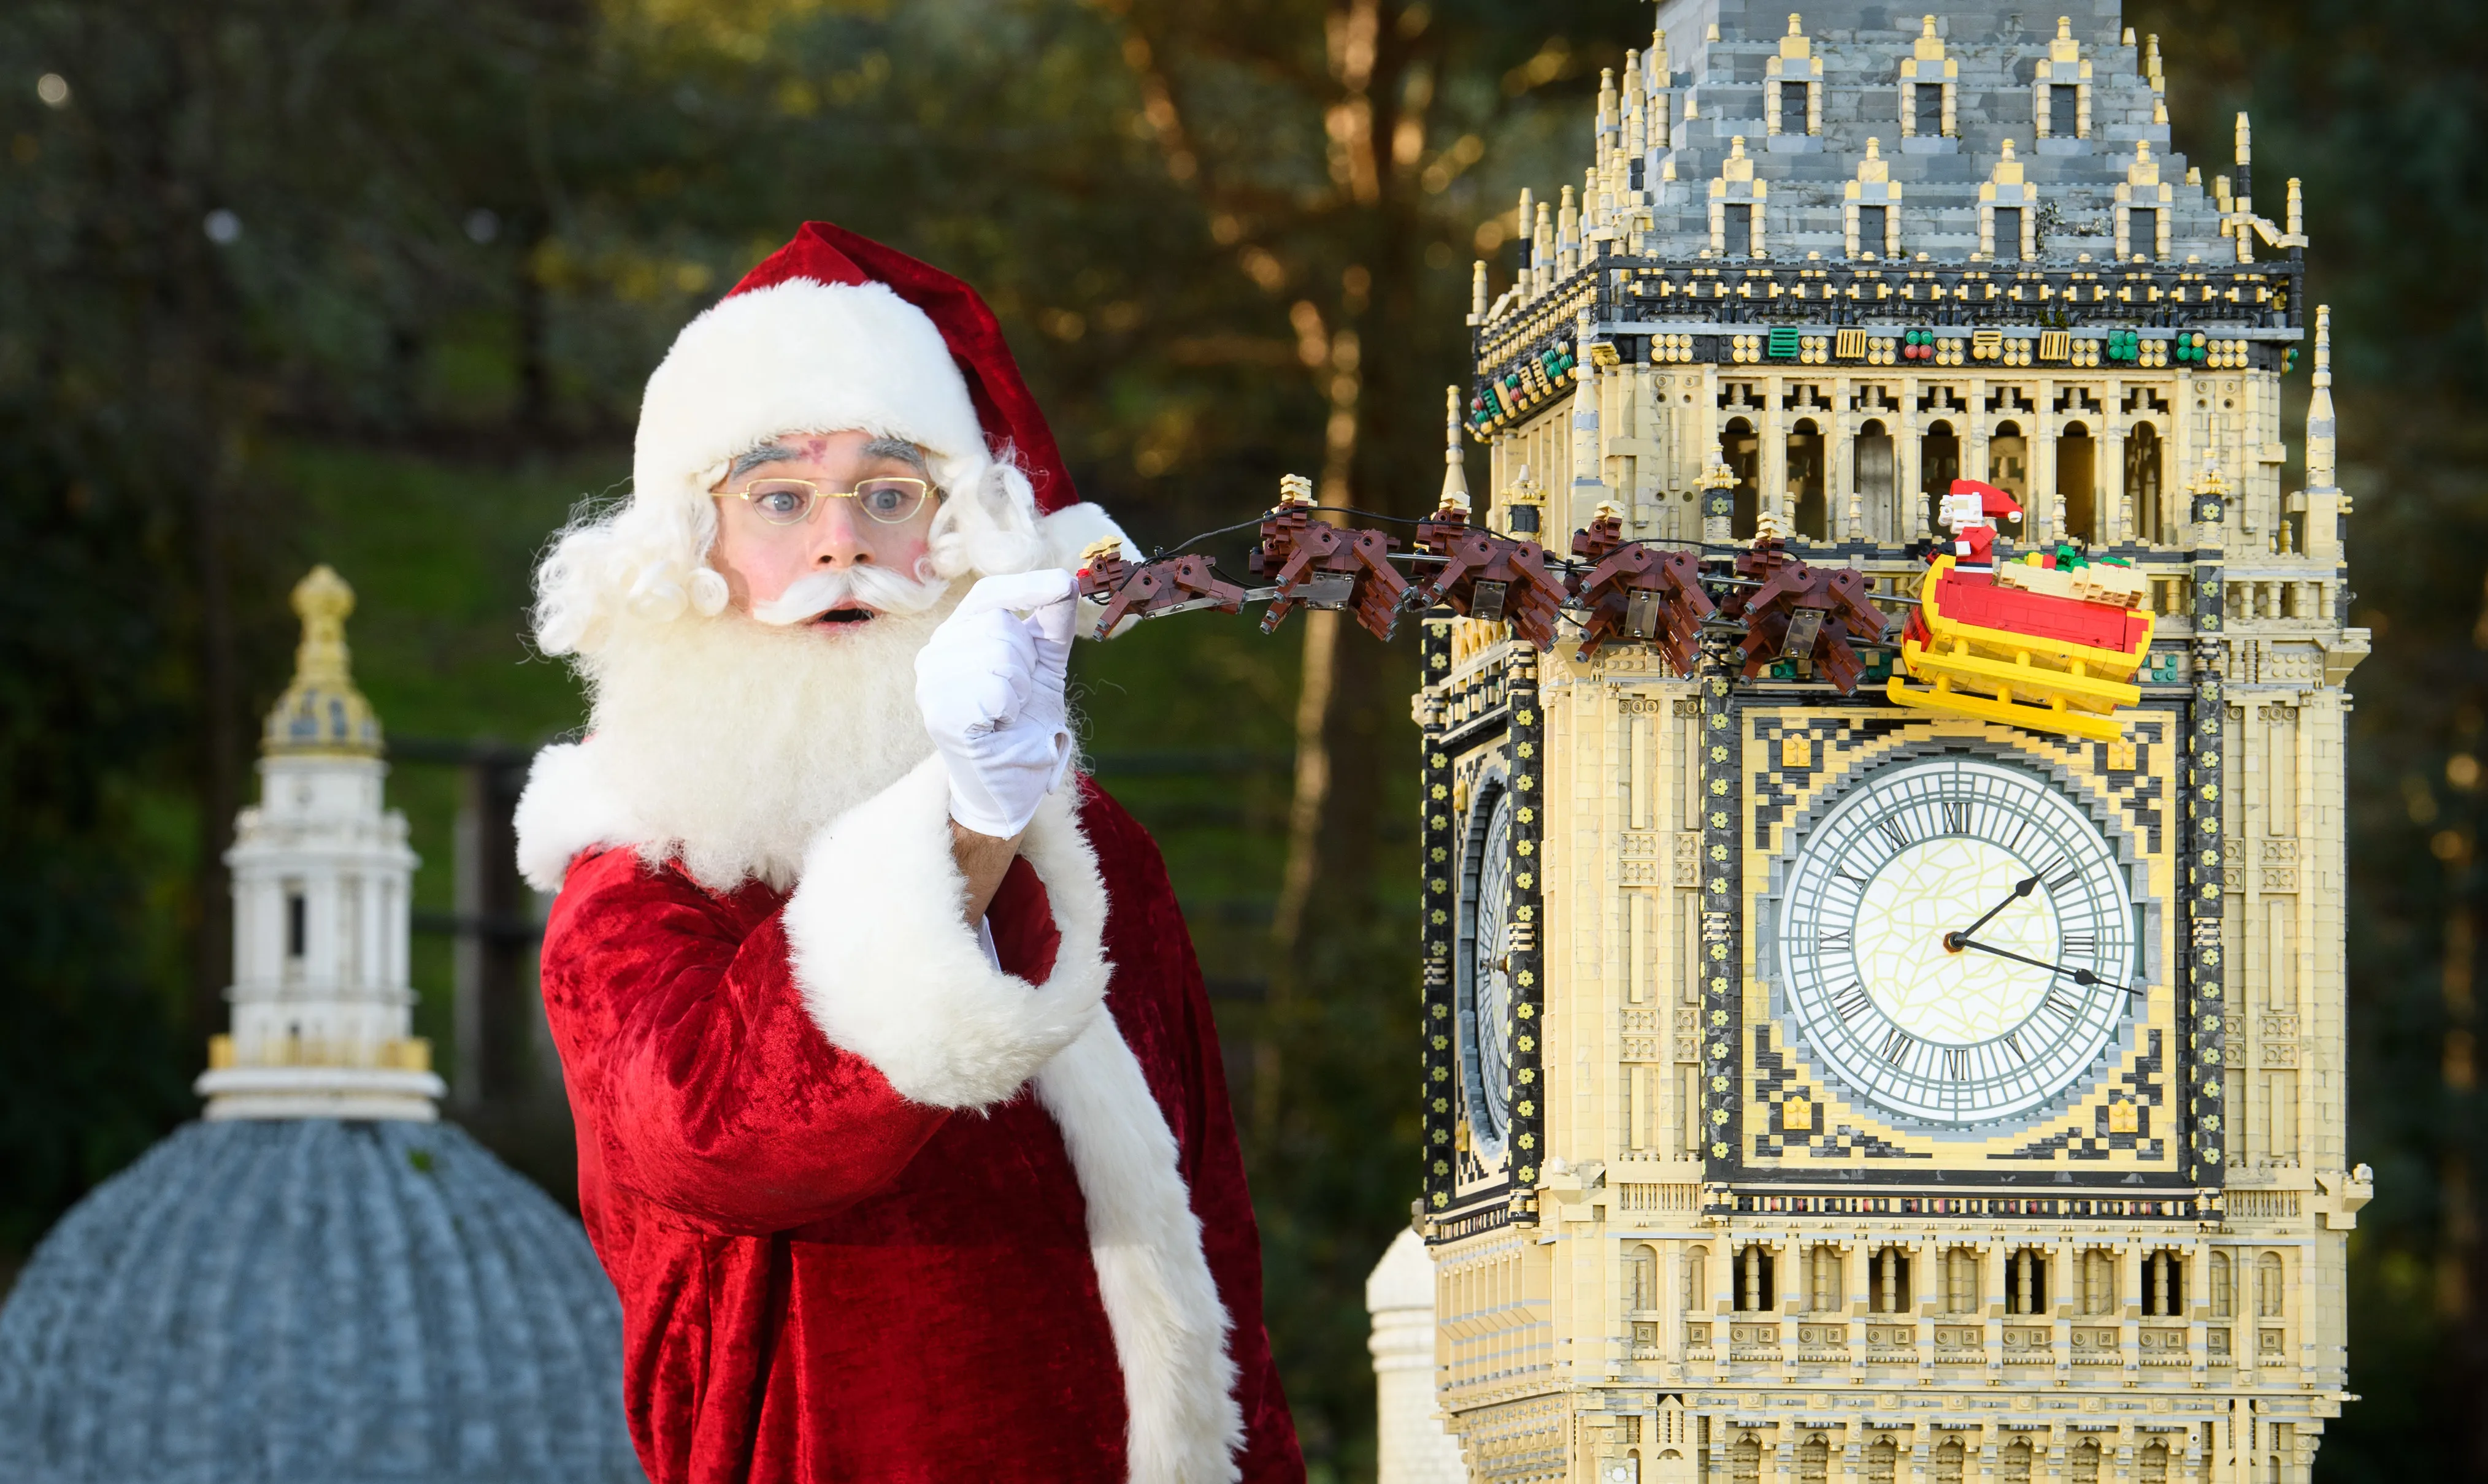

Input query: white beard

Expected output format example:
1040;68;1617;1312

575;596;958;892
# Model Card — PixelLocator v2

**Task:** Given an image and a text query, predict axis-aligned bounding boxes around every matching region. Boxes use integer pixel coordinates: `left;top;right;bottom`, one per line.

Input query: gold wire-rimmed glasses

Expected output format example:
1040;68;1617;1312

724;476;935;528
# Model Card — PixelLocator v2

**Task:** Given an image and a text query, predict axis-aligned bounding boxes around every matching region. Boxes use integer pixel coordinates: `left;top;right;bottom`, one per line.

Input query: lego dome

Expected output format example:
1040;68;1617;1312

0;1119;642;1484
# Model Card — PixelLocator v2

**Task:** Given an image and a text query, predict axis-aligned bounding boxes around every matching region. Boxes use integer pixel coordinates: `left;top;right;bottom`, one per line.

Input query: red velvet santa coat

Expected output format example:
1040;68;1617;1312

519;746;1303;1483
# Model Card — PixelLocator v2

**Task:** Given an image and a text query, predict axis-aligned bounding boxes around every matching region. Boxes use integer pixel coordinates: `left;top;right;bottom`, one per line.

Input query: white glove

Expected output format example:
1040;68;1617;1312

914;569;1080;839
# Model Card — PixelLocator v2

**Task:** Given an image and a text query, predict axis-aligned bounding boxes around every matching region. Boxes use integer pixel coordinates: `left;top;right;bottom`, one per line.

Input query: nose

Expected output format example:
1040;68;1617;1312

806;496;876;568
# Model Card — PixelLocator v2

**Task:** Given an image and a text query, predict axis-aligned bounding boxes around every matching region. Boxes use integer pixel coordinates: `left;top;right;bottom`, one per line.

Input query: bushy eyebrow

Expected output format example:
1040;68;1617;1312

728;443;802;482
859;437;931;476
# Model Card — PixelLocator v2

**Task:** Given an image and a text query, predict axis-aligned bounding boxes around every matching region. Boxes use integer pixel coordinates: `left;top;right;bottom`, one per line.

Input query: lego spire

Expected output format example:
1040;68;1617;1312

1532;198;1555;294
1440;386;1471;513
2306;305;2336;491
2234;110;2254;204
1622;50;1646;161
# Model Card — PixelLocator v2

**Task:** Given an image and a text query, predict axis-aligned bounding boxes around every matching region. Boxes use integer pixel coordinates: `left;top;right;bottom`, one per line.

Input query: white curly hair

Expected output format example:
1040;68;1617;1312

531;440;1053;659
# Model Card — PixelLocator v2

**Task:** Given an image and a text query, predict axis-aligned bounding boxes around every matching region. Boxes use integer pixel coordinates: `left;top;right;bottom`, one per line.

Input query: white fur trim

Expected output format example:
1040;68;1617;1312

1035;1023;1245;1483
1041;500;1140;571
781;758;1105;1109
512;740;647;893
634;278;984;517
1043;502;1147;641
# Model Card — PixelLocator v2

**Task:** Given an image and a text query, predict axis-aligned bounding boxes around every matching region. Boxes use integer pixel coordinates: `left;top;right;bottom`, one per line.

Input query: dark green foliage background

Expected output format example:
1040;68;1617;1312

0;1;2479;1477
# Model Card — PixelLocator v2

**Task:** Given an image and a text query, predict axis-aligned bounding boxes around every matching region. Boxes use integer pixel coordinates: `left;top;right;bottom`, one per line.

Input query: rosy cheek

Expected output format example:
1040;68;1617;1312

713;529;792;607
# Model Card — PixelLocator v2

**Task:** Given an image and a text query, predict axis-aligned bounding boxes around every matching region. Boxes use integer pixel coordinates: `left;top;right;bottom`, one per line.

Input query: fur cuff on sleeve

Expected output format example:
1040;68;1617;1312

782;757;1108;1109
1040;501;1138;572
513;740;647;893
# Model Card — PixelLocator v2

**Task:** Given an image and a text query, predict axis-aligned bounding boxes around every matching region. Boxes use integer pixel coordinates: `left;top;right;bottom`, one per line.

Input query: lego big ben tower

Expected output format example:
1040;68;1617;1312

1414;5;2373;1480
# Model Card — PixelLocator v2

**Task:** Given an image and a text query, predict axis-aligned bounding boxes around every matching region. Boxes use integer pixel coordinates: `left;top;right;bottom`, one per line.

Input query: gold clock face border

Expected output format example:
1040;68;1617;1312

1734;706;2184;1181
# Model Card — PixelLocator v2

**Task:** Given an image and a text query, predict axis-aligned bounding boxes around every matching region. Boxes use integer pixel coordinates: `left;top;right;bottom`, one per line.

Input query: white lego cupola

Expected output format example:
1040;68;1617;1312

196;565;442;1121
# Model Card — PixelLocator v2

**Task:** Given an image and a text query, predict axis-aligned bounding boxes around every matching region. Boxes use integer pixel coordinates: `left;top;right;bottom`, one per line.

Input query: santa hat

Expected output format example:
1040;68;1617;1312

632;221;1130;575
1949;478;2025;523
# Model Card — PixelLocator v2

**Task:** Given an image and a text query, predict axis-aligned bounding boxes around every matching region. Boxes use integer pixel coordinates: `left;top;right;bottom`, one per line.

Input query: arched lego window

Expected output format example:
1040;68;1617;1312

1734;1433;1764;1480
2000;1437;2033;1484
1735;1242;1776;1312
2141;1249;2186;1317
1856;418;1897;538
2081;1249;2117;1315
1990;420;2029;502
1725;417;1760;538
1789;418;1827;538
1921;420;1960;534
2059;419;2097;541
1934;1436;1967;1484
1807;1244;1840;1312
2127;421;2165;542
2006;1248;2049;1315
1799;1434;1831;1483
2070;1439;2102;1484
1869;1244;1912;1314
2139;1440;2170;1483
1942;1247;1978;1314
1626;1243;1659;1312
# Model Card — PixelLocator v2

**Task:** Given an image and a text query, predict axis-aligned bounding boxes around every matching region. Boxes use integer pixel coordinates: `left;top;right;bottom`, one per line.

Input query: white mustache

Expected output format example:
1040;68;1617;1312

749;565;951;625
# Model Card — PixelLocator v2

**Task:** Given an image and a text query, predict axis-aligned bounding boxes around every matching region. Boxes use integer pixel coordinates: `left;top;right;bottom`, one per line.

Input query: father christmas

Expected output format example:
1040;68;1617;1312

515;223;1303;1483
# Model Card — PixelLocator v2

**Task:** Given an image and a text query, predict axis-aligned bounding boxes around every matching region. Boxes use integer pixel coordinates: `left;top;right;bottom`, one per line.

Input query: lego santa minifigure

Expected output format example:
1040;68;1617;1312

1936;478;2024;568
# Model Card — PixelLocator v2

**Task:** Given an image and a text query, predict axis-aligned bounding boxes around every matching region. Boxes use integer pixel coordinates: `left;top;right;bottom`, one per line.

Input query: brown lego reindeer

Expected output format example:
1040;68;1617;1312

1076;540;1249;640
1716;521;1887;694
1409;501;1568;651
1567;507;1716;672
1249;476;1410;642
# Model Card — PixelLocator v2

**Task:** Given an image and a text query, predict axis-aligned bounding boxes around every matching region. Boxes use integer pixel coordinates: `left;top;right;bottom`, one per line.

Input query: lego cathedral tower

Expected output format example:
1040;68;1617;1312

1413;6;2371;1480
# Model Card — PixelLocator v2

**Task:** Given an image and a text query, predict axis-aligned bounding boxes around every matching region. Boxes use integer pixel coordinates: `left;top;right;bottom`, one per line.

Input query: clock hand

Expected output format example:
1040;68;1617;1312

1943;874;2041;953
1949;935;2106;987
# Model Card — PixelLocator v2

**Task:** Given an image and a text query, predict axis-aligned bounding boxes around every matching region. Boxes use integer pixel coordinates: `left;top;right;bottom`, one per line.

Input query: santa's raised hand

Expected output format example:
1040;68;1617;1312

913;567;1080;840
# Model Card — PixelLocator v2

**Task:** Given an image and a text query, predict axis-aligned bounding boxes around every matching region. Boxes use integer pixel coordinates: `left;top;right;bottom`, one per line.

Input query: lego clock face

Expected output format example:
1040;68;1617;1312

1775;755;2138;1126
1455;780;1516;1165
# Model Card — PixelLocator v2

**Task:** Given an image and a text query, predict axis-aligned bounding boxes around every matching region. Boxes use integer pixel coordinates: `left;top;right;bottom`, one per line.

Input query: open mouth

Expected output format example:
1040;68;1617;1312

815;606;875;624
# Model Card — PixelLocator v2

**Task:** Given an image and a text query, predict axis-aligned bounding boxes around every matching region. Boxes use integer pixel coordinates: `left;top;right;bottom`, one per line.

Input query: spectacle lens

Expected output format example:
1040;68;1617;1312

852;478;931;523
745;480;816;525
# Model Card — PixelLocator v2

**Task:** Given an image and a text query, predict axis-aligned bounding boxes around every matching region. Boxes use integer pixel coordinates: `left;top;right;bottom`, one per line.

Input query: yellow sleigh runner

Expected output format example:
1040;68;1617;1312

1886;554;2156;741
